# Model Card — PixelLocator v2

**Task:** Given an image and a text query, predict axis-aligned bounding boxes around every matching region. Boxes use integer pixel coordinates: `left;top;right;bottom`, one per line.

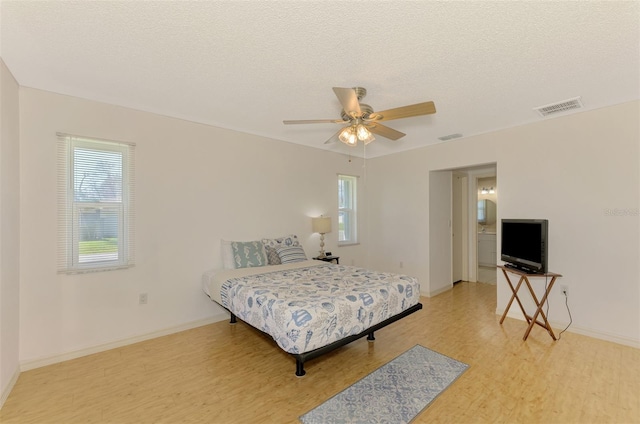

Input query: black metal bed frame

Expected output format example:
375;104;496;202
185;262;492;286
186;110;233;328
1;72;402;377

229;302;423;376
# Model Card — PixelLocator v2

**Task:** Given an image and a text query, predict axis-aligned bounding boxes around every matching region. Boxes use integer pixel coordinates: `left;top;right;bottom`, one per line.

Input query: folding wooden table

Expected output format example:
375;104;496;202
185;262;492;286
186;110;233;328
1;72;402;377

498;265;562;341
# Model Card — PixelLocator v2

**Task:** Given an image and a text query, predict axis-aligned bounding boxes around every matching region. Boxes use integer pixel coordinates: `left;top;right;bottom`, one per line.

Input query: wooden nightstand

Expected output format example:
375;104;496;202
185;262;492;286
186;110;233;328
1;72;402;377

313;255;340;264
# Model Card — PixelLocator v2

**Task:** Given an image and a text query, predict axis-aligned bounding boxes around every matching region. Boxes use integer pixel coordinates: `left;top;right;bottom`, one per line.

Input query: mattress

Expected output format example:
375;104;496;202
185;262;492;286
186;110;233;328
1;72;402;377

202;260;420;354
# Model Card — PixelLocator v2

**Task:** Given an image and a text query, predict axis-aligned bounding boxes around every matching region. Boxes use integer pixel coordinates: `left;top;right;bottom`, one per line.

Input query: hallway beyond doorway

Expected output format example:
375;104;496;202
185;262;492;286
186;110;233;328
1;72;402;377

478;266;497;284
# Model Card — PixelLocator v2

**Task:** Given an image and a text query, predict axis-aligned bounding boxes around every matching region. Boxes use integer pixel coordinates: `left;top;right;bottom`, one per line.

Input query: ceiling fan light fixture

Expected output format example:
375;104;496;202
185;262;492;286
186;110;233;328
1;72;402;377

356;124;375;144
339;126;358;146
339;124;375;146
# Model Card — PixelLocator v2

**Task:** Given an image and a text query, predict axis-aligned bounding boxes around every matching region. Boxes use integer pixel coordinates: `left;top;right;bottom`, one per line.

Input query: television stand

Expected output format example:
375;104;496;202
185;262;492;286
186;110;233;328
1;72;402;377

498;265;563;341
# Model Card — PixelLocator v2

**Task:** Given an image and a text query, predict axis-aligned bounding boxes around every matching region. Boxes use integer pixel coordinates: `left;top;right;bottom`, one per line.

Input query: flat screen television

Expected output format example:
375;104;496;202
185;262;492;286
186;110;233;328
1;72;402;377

501;219;548;274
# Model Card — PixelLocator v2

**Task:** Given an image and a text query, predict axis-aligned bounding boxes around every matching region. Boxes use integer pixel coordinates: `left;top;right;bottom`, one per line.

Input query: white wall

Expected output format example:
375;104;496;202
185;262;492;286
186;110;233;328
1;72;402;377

0;58;21;404
18;88;367;365
428;170;452;295
362;151;431;286
11;85;640;369
367;101;640;346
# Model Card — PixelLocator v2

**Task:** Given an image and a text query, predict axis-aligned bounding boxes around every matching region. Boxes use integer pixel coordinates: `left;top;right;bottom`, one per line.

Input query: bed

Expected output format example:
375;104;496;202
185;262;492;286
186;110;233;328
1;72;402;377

202;243;422;376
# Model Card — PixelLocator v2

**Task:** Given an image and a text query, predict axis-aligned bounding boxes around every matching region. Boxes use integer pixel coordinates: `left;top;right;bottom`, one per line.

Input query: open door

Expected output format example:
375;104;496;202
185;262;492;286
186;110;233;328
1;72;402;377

452;173;468;283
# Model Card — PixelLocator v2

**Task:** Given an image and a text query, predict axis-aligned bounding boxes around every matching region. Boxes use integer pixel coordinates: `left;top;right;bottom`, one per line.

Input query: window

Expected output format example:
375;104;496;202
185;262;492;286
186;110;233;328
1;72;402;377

338;174;358;244
57;134;135;273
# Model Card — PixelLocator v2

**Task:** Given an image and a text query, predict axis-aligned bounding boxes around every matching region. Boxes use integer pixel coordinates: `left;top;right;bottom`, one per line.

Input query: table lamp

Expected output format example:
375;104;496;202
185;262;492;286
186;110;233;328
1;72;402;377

312;216;332;258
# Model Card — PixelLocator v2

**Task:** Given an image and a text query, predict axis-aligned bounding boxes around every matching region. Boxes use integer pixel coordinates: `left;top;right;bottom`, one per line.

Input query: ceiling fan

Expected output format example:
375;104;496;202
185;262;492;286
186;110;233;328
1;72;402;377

283;87;436;146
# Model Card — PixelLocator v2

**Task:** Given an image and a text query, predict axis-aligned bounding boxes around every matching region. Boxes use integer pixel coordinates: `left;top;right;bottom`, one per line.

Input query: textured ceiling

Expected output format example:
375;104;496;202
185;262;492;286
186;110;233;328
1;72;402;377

1;1;639;158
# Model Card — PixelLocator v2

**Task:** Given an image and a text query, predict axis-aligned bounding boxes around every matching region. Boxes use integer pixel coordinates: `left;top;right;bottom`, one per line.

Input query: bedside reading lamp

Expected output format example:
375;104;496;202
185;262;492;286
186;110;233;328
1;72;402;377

312;216;332;258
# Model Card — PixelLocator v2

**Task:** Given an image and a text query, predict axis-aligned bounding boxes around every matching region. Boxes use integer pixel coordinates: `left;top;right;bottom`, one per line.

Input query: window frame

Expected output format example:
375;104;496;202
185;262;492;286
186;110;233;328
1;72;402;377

58;134;135;273
338;174;358;245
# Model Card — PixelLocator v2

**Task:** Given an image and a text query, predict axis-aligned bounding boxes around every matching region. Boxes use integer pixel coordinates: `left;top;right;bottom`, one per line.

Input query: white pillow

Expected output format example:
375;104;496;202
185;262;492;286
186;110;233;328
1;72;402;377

221;240;235;269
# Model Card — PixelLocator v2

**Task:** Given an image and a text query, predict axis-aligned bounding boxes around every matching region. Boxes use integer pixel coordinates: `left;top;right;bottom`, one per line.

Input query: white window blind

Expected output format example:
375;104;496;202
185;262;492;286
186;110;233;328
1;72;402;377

338;174;358;244
57;133;135;273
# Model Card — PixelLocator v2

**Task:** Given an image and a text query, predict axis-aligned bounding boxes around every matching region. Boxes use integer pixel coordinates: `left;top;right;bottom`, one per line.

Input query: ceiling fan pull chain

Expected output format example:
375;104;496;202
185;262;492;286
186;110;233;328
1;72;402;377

363;140;368;182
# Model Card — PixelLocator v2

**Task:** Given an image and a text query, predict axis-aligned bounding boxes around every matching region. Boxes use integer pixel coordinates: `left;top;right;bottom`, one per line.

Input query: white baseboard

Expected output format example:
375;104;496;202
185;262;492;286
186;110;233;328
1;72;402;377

0;367;20;410
20;312;229;372
496;309;640;348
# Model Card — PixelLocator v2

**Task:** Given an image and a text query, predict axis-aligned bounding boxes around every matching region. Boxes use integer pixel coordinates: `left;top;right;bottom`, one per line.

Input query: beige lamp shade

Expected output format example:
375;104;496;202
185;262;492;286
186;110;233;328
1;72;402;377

312;216;332;234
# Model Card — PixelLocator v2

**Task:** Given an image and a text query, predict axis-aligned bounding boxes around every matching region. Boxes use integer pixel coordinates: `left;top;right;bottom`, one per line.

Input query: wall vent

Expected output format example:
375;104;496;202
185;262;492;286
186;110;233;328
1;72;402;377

438;133;463;141
534;96;583;117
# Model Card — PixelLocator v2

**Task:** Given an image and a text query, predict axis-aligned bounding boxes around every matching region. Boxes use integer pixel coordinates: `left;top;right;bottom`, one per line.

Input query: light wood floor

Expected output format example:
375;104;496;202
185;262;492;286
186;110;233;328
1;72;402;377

2;282;638;423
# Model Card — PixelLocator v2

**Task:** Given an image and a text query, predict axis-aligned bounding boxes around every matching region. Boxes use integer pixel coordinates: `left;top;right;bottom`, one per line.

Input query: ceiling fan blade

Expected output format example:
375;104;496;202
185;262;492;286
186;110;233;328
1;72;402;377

324;128;343;144
366;123;406;141
332;87;361;118
368;101;436;122
283;119;345;125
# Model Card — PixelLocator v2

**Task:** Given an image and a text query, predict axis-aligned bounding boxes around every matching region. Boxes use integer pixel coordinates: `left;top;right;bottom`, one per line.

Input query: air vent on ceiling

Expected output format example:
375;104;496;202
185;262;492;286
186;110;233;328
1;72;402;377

534;96;583;117
438;133;463;141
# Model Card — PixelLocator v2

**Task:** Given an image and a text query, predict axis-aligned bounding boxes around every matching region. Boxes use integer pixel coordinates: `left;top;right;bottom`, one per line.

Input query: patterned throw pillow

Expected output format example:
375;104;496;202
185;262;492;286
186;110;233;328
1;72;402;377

264;246;281;265
231;241;267;268
275;245;307;264
262;235;300;265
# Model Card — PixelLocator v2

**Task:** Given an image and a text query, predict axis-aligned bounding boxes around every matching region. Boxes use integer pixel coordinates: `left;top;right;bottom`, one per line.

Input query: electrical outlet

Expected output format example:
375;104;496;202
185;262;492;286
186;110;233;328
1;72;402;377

139;293;148;305
560;285;568;296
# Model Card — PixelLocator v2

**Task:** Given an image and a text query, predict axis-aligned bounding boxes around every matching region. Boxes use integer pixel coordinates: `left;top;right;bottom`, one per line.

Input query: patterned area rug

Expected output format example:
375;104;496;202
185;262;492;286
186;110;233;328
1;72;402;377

299;345;468;424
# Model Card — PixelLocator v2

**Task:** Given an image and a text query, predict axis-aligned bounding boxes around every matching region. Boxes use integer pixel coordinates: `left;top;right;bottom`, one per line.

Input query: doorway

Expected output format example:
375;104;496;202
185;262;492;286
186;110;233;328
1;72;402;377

428;165;496;296
450;166;497;284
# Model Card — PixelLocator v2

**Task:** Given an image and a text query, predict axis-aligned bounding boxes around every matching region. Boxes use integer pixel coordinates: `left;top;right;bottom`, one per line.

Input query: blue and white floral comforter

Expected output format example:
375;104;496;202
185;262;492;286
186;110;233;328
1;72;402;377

203;260;420;354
